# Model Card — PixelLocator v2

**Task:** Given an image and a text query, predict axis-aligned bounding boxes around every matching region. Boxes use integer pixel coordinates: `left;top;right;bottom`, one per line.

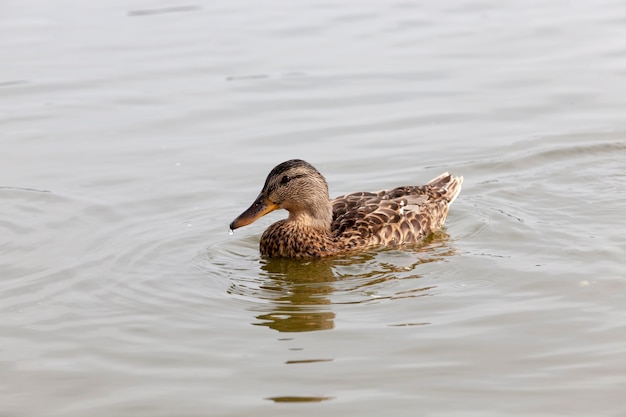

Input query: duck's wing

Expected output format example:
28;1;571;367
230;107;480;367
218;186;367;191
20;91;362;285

330;174;463;249
330;191;433;249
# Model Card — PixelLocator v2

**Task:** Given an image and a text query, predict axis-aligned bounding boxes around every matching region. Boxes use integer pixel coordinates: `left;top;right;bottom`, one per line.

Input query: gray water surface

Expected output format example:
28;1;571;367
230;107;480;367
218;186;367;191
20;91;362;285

2;0;626;416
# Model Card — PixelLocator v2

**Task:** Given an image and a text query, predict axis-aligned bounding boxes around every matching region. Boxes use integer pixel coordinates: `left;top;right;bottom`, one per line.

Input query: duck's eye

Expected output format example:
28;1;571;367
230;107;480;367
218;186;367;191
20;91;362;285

280;175;290;184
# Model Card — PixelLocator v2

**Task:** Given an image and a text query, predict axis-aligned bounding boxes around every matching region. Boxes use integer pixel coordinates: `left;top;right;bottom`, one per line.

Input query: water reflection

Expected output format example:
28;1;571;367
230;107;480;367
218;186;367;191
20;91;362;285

246;232;456;332
265;395;334;403
253;257;337;332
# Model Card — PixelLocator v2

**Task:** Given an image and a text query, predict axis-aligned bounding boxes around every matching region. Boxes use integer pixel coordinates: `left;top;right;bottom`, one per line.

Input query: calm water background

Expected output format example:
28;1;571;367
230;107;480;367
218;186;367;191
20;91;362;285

2;0;626;416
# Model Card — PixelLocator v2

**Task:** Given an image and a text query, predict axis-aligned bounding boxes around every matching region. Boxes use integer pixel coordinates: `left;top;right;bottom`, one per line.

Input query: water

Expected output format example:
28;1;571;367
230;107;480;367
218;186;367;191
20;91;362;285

2;0;626;416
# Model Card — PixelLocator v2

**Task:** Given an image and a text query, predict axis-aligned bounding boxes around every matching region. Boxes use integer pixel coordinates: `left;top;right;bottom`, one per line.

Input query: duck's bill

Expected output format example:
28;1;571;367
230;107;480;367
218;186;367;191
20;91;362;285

230;193;278;230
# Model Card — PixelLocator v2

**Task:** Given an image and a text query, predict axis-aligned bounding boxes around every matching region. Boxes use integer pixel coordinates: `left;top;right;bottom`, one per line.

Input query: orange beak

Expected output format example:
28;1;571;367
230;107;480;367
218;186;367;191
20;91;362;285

230;193;279;230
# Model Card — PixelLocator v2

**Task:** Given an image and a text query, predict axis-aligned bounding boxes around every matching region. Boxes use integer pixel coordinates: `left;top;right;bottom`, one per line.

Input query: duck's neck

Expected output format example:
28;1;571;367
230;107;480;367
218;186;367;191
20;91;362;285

287;200;333;232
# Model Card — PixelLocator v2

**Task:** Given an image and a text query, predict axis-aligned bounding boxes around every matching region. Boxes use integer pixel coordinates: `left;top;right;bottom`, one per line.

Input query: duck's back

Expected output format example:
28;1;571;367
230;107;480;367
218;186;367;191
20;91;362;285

330;173;463;250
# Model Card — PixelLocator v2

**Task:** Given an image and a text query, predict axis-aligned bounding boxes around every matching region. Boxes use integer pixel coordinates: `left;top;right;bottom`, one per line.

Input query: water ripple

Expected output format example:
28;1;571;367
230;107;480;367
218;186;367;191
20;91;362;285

200;230;459;333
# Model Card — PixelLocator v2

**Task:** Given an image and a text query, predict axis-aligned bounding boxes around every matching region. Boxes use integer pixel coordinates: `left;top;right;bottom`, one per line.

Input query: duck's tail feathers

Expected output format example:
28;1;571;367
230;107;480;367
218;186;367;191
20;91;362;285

428;172;464;204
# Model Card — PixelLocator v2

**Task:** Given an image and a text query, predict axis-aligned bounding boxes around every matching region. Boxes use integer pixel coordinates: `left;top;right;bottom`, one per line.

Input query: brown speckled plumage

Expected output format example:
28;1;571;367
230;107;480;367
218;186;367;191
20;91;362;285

230;159;463;258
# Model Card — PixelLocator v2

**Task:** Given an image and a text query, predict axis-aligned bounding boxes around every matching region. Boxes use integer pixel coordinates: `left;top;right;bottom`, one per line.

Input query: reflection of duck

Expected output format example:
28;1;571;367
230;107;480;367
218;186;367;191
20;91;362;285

251;235;456;333
230;159;463;258
255;257;336;332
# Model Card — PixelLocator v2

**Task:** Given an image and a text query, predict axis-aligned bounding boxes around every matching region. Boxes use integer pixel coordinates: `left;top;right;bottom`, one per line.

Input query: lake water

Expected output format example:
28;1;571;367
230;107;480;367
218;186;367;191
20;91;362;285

2;0;625;416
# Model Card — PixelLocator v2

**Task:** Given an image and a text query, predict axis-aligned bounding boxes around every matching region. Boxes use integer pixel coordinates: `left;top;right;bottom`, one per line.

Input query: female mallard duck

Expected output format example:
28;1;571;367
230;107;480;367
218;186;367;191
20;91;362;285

230;159;463;258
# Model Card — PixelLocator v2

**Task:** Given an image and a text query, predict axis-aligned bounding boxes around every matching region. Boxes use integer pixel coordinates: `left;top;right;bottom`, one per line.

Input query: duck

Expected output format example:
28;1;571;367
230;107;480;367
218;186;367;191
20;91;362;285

229;159;463;258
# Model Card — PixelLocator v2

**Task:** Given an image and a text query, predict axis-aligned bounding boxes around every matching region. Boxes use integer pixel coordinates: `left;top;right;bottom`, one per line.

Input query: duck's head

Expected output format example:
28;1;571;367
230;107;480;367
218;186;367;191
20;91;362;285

230;159;332;231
